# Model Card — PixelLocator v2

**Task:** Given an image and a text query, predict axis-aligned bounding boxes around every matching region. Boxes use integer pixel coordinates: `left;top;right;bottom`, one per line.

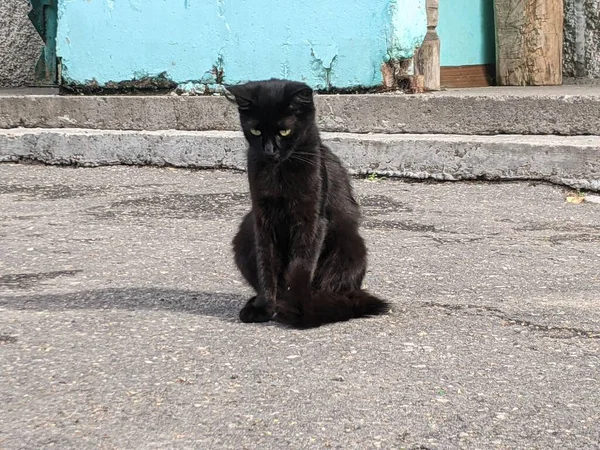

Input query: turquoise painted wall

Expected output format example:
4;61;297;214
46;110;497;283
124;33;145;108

56;0;426;90
438;0;495;66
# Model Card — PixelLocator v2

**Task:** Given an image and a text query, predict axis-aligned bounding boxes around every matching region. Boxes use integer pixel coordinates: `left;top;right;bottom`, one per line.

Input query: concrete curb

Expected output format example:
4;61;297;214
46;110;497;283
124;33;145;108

2;128;599;191
1;86;600;135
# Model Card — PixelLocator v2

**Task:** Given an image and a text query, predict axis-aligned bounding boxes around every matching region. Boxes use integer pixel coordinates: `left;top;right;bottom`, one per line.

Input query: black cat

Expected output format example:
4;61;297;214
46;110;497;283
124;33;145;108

226;79;389;328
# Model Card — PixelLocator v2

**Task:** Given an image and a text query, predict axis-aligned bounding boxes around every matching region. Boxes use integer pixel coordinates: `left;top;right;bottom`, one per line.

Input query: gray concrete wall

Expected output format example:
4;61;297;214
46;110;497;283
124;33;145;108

0;0;42;87
564;0;600;79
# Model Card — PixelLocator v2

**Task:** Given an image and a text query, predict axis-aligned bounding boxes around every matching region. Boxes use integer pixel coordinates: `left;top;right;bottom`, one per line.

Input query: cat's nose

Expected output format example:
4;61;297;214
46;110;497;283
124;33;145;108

263;141;276;157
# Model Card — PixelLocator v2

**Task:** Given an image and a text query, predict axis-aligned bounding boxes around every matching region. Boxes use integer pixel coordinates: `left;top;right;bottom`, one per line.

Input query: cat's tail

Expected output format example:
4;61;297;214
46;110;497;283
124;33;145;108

274;289;390;328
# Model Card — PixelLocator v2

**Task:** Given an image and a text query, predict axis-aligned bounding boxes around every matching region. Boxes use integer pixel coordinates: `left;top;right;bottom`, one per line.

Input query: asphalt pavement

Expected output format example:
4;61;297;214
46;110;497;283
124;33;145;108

1;164;599;449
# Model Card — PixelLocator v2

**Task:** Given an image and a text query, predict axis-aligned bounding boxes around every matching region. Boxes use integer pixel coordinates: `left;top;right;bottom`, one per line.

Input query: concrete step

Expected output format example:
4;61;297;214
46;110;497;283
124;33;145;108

2;128;599;191
1;86;600;136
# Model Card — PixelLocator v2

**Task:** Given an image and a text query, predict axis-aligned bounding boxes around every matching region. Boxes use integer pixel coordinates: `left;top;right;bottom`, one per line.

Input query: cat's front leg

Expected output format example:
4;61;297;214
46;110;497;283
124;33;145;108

239;205;281;323
287;213;327;287
276;211;327;321
273;215;326;326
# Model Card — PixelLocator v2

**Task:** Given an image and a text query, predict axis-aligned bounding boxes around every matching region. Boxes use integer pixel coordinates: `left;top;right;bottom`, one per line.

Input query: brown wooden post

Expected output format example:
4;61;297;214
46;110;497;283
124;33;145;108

494;0;564;85
415;0;441;91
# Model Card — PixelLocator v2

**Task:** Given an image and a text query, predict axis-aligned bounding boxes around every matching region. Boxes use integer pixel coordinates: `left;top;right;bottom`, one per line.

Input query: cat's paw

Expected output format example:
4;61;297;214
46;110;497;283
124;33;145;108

239;296;272;323
273;306;301;326
273;292;303;326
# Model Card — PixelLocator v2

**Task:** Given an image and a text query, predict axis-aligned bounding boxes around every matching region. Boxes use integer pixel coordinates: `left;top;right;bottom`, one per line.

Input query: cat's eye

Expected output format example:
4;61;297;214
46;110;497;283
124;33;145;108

279;129;292;137
250;129;261;136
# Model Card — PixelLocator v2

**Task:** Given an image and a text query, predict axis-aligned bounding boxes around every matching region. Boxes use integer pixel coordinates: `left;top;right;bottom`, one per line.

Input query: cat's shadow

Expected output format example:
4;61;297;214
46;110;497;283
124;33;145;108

0;287;246;321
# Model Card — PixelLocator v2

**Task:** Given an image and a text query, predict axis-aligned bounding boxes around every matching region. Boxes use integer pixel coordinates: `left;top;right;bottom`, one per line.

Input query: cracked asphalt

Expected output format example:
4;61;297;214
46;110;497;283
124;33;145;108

1;164;599;450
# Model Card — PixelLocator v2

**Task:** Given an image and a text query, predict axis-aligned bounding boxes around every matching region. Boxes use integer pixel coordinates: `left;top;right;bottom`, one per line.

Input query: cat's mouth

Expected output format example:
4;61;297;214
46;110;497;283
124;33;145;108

265;153;281;162
268;151;291;163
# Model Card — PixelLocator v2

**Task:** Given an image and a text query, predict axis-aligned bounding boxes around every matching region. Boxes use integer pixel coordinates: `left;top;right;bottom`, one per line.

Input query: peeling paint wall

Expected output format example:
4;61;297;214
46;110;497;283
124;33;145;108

56;0;426;90
386;0;427;61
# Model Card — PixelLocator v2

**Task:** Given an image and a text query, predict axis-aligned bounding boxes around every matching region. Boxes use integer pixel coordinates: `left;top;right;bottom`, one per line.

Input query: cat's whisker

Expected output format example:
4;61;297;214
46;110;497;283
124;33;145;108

290;156;318;167
289;153;311;161
290;154;313;162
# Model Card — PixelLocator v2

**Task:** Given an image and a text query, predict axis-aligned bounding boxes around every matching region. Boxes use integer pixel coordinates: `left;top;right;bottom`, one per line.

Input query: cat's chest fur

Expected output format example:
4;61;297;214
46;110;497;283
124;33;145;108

250;163;324;251
250;160;321;204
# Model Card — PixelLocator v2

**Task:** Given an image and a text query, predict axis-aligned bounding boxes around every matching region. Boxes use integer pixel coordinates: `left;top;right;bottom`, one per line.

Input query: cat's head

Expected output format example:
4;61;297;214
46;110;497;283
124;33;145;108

226;79;317;162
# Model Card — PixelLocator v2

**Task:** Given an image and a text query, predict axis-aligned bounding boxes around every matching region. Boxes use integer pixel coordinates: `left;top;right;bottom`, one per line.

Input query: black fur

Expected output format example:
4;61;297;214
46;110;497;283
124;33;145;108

227;78;390;328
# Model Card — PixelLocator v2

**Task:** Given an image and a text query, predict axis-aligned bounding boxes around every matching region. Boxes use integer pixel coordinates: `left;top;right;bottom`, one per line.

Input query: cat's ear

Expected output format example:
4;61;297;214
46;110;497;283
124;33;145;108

287;86;314;112
224;84;254;110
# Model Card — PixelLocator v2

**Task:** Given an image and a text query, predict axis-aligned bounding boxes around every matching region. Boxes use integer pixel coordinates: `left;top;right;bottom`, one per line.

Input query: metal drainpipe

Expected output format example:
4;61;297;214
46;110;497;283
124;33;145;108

28;0;59;85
